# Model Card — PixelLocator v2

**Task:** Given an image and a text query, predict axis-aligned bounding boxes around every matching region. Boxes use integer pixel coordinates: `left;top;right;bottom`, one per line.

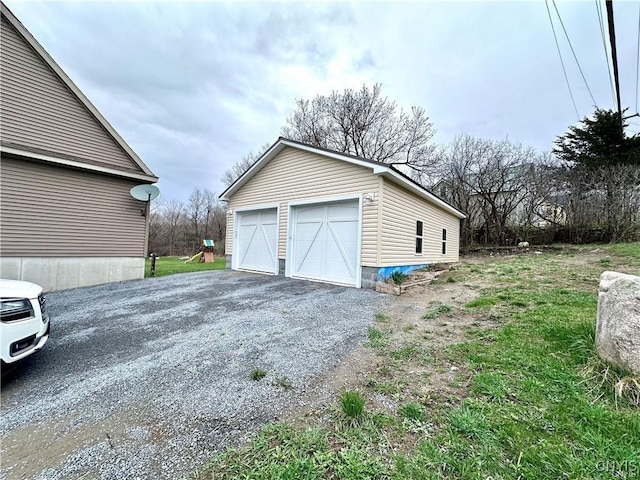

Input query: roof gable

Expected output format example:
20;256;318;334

0;3;157;181
220;137;466;219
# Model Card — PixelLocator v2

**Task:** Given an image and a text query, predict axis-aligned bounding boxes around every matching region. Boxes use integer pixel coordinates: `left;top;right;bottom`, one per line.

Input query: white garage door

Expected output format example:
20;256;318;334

236;209;278;274
290;200;359;286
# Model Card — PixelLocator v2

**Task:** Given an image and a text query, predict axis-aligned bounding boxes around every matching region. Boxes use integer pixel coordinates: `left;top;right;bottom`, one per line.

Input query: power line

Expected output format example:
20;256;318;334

605;0;623;119
552;0;597;107
596;0;616;106
545;0;580;119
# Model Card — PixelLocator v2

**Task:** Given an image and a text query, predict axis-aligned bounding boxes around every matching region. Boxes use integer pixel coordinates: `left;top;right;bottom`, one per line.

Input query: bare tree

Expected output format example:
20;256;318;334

147;189;228;256
562;164;640;242
437;135;547;245
187;188;205;252
164;199;186;255
201;189;217;239
281;83;437;172
222;143;271;187
147;198;165;255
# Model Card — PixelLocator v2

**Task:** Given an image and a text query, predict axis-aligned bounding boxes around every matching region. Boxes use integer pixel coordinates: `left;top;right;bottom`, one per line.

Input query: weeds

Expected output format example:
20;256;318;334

390;271;408;285
398;402;426;422
615;377;640;407
367;327;388;349
341;391;365;418
423;303;452;319
466;297;498;308
581;356;640;407
250;368;267;381
600;257;612;267
274;376;293;390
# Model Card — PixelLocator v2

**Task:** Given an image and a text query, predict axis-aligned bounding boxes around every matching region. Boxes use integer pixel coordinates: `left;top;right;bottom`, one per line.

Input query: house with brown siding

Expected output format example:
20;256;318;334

0;2;158;291
220;138;466;288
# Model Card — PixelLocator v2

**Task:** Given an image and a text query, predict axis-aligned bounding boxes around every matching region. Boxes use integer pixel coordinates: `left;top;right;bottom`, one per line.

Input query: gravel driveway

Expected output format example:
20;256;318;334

0;271;388;480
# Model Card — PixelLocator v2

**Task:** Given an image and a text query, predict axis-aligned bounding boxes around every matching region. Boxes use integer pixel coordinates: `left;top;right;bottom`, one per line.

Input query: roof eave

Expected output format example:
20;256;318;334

1;145;159;183
219;139;285;201
220;138;466;219
373;167;467;219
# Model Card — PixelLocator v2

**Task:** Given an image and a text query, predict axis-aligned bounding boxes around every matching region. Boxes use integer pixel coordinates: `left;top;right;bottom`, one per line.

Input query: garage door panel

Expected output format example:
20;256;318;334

294;240;321;265
238;225;258;262
324;262;354;283
290;200;359;286
327;203;358;219
296;207;323;222
329;220;358;241
294;222;322;242
236;209;278;274
240;212;261;225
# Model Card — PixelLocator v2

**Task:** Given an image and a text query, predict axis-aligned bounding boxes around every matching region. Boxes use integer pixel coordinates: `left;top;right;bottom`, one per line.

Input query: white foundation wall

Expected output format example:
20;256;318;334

0;257;145;292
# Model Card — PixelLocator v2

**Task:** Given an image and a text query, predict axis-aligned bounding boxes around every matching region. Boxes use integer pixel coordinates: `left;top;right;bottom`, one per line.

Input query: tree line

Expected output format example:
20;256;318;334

151;84;639;256
148;188;227;256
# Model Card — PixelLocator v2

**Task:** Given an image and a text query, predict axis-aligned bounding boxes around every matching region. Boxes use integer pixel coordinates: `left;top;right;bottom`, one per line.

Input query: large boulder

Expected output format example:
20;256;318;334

595;271;640;375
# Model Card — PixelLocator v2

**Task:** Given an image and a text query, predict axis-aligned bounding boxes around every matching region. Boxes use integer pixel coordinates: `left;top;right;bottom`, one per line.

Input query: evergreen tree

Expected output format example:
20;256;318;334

553;108;639;168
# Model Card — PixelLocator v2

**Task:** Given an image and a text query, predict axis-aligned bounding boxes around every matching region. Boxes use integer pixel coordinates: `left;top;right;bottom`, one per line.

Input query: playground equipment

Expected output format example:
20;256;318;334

201;239;215;263
184;240;215;264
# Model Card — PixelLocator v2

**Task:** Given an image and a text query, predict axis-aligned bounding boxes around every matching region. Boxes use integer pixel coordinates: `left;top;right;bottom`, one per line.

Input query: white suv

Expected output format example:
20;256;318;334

0;279;50;365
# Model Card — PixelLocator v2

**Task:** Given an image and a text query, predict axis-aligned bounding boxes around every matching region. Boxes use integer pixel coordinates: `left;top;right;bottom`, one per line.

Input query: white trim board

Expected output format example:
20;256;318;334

1;146;158;183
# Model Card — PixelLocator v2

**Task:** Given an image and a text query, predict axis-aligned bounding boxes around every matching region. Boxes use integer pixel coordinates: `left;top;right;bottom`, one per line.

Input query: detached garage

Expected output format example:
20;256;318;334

220;138;466;288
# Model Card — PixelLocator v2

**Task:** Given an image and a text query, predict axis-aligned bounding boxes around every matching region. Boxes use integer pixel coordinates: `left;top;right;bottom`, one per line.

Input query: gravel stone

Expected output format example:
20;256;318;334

1;271;388;479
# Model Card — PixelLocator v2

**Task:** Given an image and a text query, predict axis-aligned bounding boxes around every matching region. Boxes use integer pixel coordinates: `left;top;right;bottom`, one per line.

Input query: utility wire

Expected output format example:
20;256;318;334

605;0;623;119
545;0;580;119
552;0;597;107
596;0;616;106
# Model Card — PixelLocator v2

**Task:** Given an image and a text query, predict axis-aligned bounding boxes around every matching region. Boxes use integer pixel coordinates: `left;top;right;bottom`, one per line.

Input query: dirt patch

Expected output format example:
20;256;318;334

287;260;500;428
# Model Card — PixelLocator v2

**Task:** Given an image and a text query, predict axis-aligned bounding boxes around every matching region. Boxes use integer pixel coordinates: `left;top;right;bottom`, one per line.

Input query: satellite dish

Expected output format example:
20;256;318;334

130;184;160;202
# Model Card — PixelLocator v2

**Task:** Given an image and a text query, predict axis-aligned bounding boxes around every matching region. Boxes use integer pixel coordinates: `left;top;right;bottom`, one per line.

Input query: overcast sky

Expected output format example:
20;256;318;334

6;0;640;202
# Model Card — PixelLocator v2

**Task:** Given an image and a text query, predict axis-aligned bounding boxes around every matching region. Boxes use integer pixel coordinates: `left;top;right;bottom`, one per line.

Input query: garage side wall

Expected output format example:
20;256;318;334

225;147;380;267
381;179;460;266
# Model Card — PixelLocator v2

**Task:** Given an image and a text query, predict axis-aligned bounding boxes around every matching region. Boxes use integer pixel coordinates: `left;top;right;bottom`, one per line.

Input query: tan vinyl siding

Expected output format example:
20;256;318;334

1;157;148;257
381;179;460;265
0;15;141;173
225;212;234;257
226;147;379;266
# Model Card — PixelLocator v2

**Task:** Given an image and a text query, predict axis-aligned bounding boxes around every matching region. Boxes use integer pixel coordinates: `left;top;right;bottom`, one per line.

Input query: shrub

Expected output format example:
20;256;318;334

341;391;365;418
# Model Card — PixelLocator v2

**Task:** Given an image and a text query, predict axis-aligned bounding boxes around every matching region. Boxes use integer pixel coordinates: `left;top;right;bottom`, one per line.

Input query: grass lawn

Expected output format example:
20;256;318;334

144;255;226;278
192;243;640;480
